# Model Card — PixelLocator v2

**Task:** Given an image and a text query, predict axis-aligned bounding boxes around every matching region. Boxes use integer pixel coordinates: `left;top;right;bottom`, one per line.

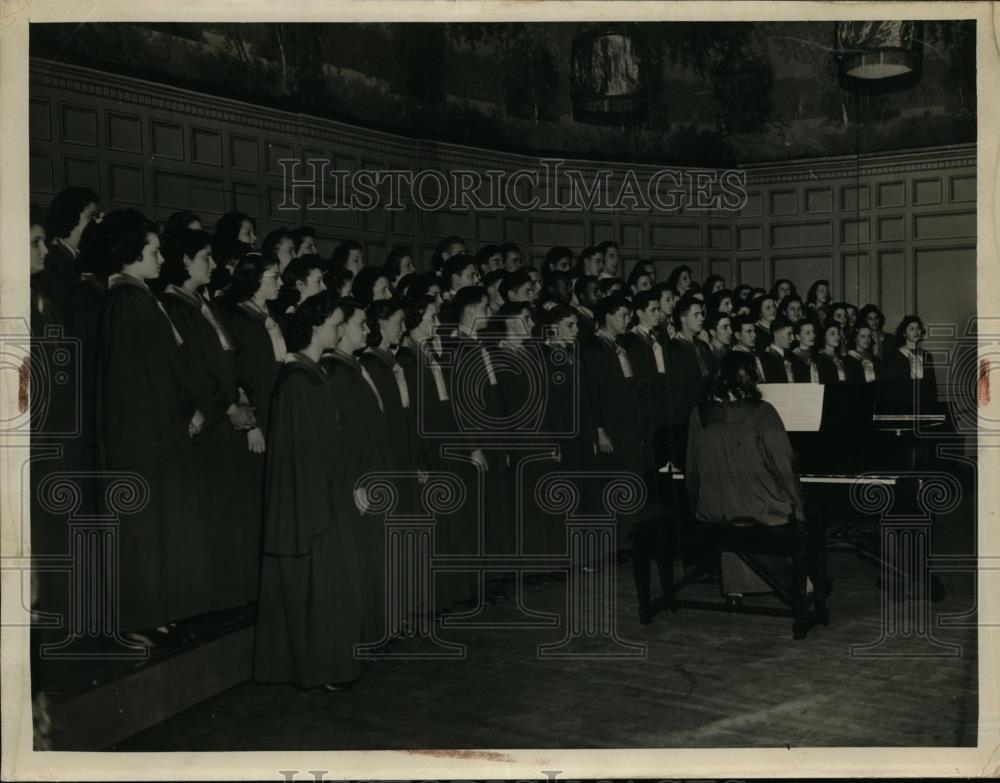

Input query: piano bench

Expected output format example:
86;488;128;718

669;518;830;640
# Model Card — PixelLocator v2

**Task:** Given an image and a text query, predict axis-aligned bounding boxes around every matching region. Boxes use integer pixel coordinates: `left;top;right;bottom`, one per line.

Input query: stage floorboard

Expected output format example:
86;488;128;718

114;533;978;751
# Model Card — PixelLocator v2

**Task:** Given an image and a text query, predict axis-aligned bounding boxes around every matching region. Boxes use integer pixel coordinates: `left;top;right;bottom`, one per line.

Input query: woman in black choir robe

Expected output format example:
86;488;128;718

97;211;204;645
827;302;851;357
162;229;256;611
253;295;366;690
858;304;894;360
806;279;831;325
38;188;104;515
272;254;327;339
320;301;388;646
397;297;476;610
361;300;418;516
216;254;286;599
815;322;848;385
844;325;881;384
880;315;939;412
790;320;820;383
751;294;777;354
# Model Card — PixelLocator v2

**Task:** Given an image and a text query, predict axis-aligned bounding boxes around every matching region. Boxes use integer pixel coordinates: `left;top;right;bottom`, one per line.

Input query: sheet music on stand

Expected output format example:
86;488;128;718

758;383;825;431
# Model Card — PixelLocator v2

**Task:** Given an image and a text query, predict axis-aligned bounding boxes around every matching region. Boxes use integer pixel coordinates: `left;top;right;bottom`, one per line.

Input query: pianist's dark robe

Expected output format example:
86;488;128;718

98;273;204;630
253;355;366;687
396;343;477;609
163;286;248;610
322;350;387;644
220;300;284;598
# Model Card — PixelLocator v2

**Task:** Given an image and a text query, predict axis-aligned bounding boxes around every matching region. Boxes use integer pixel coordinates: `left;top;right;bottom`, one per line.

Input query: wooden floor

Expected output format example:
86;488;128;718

114;532;978;750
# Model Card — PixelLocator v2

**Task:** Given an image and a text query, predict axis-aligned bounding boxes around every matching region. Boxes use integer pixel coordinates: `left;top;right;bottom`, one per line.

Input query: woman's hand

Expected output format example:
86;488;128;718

596;427;614;454
227;403;256;430
247;427;265;454
188;410;205;438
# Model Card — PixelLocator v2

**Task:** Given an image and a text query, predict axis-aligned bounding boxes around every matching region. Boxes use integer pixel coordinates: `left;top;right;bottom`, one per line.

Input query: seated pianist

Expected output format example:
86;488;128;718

684;351;828;627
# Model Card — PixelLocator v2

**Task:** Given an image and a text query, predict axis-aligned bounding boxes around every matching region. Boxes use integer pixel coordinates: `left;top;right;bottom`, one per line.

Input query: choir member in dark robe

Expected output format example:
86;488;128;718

38;188;103;514
572;275;601;343
261;228;296;276
534;305;589;560
444;286;511;599
97;211;204;646
880;315;939;411
208;236;251;301
272;255;326;338
253;294;366;691
790;320;820;383
654;283;678;347
436;254;482;331
751;295;778;354
827;302;851;357
582;295;646;561
320;301;389;646
815;322;848;385
759;318;797;384
385;246;417;292
806;279;831;325
215;211;258;250
664;265;693;297
361;299;418;516
845;325;881;385
622;291;666;469
218;254;287;597
161;229;256;610
490;302;555;563
666;294;714;469
705;311;733;378
397;297;476;611
29;207;67;655
731;314;766;382
858;304;894;360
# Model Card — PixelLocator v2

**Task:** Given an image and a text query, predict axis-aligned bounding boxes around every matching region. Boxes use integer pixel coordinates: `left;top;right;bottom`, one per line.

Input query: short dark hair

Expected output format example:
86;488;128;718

858;304;885;329
750;294;776;321
632;289;659;313
732;313;756;334
483;269;508;290
276;253;325;310
769;316;794;337
594;293;630;327
331;239;363;269
403;294;436;332
45;186;100;240
262;228;292;262
705;310;732;334
366;298;405;347
385;246;414;281
288;225;316;254
163;211;202;239
500;269;533;301
215;211;255;243
894;314;925;345
287;291;337;353
674;292;703;323
105;209;158;272
351;266;390;306
708;288;733;313
596;240;619;253
444;254;478;288
226;252;276;304
452;285;488;322
573;274;600;300
160;228;213;286
498;241;520;259
544;246;574;270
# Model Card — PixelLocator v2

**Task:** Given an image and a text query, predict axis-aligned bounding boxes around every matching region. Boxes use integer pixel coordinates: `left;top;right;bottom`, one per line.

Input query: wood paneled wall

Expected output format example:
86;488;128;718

30;59;977;393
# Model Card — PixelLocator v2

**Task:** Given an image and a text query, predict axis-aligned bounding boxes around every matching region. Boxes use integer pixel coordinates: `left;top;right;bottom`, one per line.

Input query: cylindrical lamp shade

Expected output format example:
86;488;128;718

571;27;648;125
835;20;923;94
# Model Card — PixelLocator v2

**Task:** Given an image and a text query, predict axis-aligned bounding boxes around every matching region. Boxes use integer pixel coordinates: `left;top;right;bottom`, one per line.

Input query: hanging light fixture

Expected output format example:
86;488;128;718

570;25;649;125
834;20;924;94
